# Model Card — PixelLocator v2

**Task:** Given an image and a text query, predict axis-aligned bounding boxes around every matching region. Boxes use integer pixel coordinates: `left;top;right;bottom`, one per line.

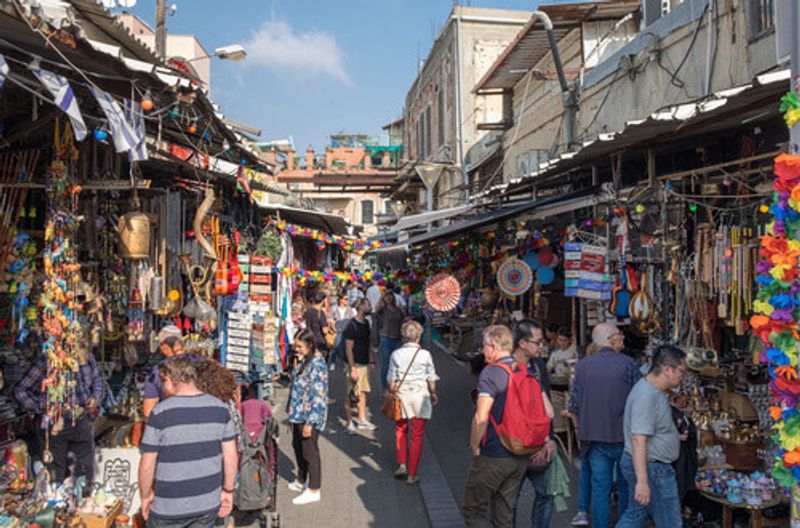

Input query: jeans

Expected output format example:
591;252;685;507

379;336;402;391
148;512;217;528
513;467;554;527
589;442;627;528
463;454;529;528
44;414;95;486
579;450;592;513
615;454;681;528
395;418;426;476
291;423;321;489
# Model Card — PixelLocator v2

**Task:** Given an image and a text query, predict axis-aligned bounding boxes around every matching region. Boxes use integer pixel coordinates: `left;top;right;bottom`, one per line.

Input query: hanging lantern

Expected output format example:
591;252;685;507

188;123;198;134
140;90;155;112
93;128;108;142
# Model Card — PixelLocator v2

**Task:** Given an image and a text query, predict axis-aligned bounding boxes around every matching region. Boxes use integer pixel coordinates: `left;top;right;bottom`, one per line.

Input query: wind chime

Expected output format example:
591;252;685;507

39;121;83;459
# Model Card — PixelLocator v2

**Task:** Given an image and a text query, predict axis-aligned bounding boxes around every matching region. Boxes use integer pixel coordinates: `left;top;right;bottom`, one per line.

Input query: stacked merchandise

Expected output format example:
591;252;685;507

225;310;252;374
249;256;272;304
577;245;612;301
563;242;582;297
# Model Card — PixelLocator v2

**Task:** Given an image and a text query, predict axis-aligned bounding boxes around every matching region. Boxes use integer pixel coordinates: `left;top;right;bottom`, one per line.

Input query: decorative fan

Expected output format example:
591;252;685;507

425;273;461;312
497;258;533;297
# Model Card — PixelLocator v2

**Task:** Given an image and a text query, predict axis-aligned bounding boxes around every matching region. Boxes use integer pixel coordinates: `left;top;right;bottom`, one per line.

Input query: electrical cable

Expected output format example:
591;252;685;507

666;3;709;96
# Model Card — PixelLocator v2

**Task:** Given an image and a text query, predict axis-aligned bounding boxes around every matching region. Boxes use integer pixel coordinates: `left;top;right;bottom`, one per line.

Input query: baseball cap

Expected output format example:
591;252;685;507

157;325;182;346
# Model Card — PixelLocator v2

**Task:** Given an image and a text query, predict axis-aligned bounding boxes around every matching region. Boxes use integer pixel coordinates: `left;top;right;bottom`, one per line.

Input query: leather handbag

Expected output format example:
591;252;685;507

381;346;420;421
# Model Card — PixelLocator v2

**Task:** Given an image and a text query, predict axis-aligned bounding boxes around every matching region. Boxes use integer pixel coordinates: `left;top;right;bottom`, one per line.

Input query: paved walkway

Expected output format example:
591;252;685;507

271;365;430;527
267;341;581;527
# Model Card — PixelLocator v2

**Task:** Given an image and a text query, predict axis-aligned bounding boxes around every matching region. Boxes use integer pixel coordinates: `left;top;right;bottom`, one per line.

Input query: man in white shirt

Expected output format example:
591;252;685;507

366;281;382;309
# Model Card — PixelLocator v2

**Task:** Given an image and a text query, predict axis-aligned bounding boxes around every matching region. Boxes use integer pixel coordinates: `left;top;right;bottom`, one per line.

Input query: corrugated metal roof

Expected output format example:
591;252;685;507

474;1;641;94
498;68;789;197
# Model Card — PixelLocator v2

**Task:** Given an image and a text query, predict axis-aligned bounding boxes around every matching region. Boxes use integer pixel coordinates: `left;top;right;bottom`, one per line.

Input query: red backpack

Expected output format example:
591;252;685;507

486;360;551;455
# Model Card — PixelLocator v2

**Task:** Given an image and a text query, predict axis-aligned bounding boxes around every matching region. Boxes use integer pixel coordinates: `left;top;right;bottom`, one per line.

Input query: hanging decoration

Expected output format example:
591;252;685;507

496;258;533;297
276;266;416;289
425;273;461;312
750;94;800;488
266;218;385;255
40;122;83;448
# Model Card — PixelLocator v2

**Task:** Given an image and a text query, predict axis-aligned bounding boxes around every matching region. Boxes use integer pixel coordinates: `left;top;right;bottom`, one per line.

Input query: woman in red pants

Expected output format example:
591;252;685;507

387;320;439;485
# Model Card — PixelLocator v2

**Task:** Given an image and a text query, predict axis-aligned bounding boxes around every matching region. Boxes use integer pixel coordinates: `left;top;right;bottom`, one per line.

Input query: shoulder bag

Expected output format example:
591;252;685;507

381;346;420;421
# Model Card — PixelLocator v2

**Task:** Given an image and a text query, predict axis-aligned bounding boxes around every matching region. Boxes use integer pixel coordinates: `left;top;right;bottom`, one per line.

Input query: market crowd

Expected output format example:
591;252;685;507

13;278;691;528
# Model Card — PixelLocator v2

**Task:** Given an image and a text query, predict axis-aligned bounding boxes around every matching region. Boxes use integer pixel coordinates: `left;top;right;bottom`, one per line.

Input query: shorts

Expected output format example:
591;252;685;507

346;364;371;394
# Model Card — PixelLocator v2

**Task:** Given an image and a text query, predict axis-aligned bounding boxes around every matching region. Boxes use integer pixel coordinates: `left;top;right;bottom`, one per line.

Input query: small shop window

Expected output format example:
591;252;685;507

361;200;374;225
748;0;774;39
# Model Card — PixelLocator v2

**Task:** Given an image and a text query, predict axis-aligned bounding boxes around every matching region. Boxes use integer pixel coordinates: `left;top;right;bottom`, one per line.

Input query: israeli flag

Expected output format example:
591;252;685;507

31;67;87;141
124;98;148;162
0;54;8;91
90;86;139;154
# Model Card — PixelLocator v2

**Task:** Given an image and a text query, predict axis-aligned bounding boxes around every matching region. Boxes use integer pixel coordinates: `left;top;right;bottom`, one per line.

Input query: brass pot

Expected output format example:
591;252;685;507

118;211;150;259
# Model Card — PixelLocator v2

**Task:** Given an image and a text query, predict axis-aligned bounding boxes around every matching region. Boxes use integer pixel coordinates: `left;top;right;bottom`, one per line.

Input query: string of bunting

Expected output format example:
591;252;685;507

276;266;416;288
749;93;800;488
266;218;385;255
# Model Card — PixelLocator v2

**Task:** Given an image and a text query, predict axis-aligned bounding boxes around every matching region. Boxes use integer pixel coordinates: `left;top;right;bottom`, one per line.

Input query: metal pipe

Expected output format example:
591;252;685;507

454;12;468;202
155;0;167;58
703;0;714;95
532;9;577;150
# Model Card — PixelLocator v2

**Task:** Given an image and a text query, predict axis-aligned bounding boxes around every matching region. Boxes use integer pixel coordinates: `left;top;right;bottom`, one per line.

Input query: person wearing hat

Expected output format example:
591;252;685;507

142;325;190;419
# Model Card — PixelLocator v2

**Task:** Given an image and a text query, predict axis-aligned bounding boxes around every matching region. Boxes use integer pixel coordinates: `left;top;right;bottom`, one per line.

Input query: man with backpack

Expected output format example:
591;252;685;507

462;325;552;527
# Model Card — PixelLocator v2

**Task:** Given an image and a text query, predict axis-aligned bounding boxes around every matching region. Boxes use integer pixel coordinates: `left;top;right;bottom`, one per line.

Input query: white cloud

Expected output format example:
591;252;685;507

244;19;350;85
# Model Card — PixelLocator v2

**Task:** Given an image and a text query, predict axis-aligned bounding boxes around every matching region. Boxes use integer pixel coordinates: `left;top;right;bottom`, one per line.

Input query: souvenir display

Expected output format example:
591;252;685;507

496;258;533;297
425;273;460;312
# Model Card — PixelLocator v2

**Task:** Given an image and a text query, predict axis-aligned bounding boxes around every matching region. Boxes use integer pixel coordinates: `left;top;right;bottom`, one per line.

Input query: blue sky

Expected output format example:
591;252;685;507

122;1;555;150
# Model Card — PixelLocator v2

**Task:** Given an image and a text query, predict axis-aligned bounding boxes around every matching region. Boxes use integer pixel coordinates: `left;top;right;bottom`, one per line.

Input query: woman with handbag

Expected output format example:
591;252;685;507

386;320;439;485
287;329;329;506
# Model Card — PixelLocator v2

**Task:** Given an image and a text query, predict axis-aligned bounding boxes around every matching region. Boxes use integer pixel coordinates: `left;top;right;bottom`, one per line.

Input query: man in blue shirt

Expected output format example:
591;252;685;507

462;325;530;527
569;323;640;528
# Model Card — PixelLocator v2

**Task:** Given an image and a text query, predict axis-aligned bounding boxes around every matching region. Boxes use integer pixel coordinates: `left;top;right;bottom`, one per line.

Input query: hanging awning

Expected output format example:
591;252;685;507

379;186;605;252
258;203;352;235
391;205;475;233
494;68;790;198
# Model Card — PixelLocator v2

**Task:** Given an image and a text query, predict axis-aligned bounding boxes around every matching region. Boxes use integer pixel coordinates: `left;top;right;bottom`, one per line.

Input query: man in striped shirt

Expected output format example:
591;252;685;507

139;356;238;527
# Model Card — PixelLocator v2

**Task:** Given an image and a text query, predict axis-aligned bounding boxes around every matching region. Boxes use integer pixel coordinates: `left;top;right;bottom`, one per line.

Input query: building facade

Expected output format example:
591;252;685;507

475;0;780;187
402;7;531;210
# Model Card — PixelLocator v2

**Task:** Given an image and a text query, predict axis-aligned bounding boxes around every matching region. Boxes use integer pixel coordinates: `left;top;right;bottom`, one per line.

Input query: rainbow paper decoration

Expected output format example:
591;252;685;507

750;94;800;488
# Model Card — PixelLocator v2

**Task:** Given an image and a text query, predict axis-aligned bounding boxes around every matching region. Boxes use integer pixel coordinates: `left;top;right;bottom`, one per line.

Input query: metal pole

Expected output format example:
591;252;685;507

155;0;167;58
454;13;468;202
791;0;800;153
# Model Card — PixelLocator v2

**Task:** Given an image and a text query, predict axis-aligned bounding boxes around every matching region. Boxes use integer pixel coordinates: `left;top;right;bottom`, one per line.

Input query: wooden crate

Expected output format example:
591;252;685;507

74;500;123;528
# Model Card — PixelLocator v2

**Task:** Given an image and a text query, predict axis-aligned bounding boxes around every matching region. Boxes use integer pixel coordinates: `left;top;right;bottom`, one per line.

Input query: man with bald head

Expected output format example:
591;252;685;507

569;323;639;527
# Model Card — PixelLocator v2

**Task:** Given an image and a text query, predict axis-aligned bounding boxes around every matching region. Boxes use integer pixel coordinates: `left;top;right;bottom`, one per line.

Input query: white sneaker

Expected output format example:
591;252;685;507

355;419;377;431
292;489;321;505
287;480;307;493
345;422;357;435
571;511;589;526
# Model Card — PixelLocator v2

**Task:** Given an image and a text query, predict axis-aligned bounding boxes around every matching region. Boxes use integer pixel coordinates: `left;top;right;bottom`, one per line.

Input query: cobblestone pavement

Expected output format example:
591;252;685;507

261;341;581;527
